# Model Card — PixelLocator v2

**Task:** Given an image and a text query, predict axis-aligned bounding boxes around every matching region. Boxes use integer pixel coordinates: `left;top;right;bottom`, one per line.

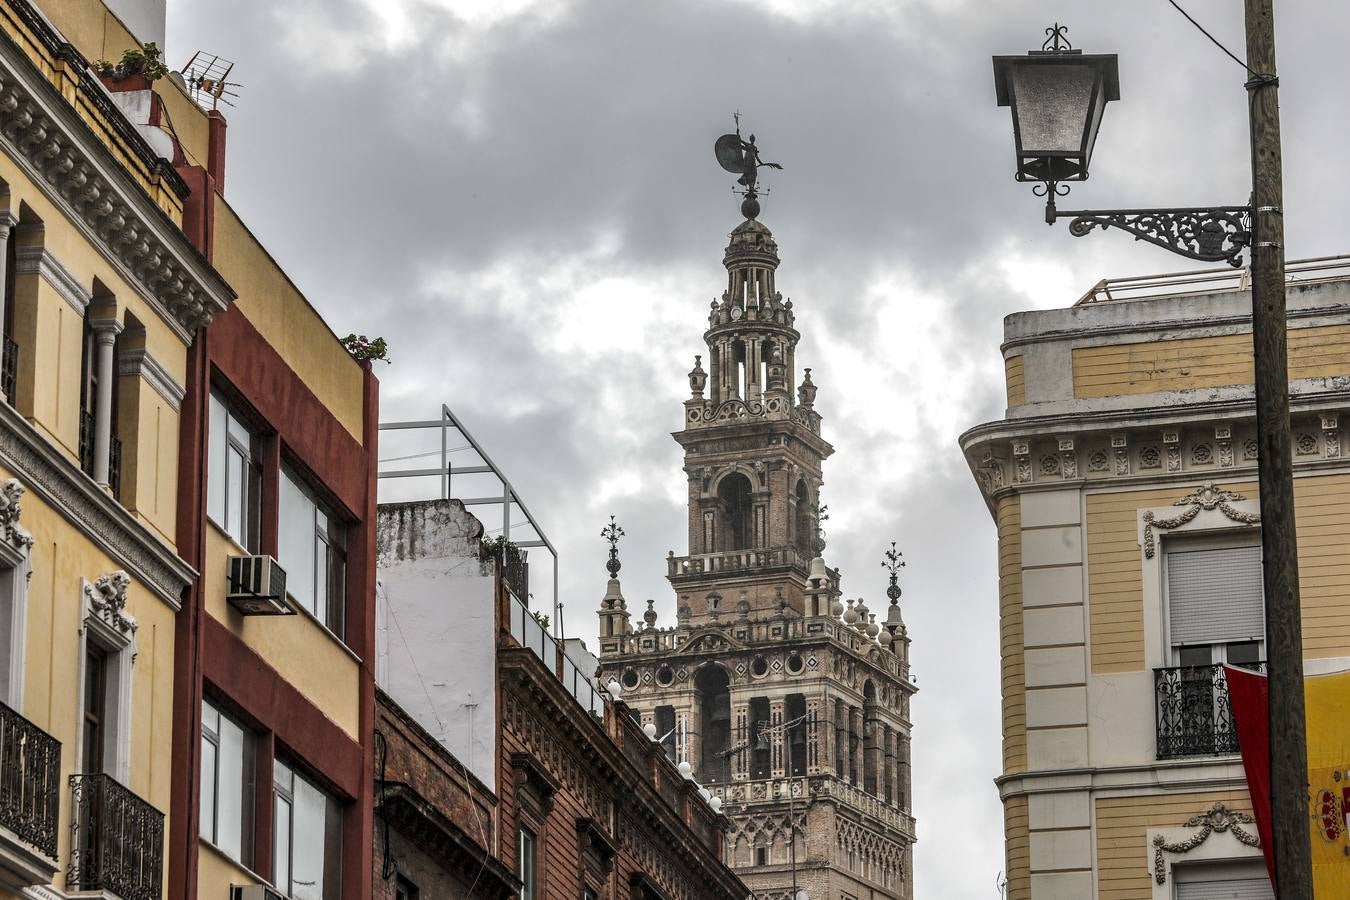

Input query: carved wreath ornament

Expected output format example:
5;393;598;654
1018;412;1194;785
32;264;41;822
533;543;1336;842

1152;802;1260;884
1142;482;1261;558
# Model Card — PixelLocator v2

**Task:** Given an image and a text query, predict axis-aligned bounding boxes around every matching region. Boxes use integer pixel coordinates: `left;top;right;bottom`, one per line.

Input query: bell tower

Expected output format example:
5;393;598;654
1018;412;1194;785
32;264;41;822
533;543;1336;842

671;216;834;624
596;127;916;900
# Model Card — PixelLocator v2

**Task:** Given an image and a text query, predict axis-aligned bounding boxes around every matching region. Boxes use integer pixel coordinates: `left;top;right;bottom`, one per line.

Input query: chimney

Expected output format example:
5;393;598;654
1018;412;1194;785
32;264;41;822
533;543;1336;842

206;110;227;193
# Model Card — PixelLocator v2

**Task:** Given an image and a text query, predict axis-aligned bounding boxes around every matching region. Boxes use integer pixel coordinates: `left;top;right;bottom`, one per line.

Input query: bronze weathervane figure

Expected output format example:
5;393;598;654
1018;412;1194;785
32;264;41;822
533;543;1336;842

714;113;782;219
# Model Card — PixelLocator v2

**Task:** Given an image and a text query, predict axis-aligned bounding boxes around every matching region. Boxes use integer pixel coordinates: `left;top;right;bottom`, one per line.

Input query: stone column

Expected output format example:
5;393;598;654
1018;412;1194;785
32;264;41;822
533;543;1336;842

732;702;749;780
883;725;895;804
769;698;785;778
806;697;822;773
0;211;16;342
90;319;122;487
833;700;846;777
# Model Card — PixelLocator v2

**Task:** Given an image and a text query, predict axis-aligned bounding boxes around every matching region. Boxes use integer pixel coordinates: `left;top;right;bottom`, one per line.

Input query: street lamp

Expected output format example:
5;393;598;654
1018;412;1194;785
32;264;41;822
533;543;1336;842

992;23;1118;190
992;6;1310;895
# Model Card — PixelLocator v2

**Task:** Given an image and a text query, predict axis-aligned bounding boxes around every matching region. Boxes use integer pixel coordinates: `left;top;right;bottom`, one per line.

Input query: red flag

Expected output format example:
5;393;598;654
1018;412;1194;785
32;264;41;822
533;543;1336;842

1226;664;1276;881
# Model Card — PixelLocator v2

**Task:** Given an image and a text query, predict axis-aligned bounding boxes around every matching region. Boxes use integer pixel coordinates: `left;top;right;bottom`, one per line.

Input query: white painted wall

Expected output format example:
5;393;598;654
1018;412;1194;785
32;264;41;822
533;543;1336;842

376;501;496;790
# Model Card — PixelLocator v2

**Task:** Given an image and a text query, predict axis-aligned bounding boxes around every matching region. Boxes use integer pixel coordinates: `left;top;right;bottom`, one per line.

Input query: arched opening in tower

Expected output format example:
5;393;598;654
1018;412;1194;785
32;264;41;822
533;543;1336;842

862;679;879;795
695;664;731;782
716;473;755;551
794;479;812;556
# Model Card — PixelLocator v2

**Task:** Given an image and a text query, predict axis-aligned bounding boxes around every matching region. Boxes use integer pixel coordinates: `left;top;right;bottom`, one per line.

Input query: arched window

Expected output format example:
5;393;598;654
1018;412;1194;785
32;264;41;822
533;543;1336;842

695;665;730;781
794;479;812;555
716;473;754;551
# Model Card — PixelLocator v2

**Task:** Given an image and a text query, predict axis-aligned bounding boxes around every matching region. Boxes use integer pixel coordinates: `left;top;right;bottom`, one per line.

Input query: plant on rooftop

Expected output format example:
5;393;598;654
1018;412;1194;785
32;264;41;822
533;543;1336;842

340;333;391;363
479;535;523;565
94;42;168;83
530;611;550;630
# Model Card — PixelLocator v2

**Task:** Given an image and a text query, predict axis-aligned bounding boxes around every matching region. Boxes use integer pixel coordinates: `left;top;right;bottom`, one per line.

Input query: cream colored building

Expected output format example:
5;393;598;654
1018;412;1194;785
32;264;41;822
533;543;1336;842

961;260;1350;900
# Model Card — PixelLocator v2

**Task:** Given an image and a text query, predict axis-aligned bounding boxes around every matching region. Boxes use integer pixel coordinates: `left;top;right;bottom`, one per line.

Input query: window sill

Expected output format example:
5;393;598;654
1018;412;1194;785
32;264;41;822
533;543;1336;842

199;835;272;890
207;516;255;558
288;594;362;666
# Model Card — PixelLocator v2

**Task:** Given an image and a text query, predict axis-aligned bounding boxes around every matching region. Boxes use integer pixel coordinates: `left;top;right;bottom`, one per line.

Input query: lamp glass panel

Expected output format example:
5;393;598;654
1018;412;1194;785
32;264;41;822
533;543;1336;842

1011;63;1097;155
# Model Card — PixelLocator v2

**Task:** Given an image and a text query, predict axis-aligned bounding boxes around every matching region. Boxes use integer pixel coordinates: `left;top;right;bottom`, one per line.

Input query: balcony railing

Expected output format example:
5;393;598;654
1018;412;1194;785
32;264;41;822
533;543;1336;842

1;336;16;404
505;556;528;605
69;773;165;900
508;594;609;719
78;409;122;497
0;700;61;859
667;545;811;578
1154;662;1266;759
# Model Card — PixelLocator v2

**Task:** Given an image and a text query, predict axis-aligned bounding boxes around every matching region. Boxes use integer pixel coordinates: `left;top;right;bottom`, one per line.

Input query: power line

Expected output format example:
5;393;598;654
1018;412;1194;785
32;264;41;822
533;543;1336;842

1163;0;1264;77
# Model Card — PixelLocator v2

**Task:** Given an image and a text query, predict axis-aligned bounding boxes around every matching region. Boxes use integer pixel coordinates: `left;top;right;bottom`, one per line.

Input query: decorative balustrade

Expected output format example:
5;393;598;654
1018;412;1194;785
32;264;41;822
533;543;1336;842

1154;662;1265;759
709;773;914;837
668;545;811;578
0;700;60;859
1;336;16;404
68;773;165;900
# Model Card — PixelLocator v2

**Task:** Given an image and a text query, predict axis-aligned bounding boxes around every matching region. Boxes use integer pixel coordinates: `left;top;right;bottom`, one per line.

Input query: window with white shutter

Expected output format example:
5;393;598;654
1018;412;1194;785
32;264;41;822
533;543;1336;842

1166;543;1264;655
1174;860;1274;900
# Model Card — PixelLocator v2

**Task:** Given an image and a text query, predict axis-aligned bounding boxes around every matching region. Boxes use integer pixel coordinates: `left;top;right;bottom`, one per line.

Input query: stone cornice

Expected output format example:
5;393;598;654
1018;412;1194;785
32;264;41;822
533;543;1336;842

0;399;191;608
14;243;88;313
0;22;235;339
117;347;184;411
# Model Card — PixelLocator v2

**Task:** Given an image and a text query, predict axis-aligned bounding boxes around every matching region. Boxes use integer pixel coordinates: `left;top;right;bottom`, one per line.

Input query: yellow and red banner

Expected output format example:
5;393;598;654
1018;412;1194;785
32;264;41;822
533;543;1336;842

1227;664;1350;897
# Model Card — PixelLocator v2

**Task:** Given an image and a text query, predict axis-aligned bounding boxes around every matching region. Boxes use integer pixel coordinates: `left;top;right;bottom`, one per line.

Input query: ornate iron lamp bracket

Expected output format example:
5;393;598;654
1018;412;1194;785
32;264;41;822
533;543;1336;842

1040;185;1252;266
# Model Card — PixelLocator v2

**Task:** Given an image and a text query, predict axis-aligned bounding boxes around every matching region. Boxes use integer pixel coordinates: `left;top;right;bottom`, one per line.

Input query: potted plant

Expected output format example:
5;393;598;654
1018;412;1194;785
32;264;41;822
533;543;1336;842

93;42;168;92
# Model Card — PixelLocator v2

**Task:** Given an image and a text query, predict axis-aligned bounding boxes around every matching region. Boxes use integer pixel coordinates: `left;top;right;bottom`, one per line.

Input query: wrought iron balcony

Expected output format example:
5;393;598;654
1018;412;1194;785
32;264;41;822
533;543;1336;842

69;773;165;900
1154;662;1266;759
1;336;15;405
0;699;61;860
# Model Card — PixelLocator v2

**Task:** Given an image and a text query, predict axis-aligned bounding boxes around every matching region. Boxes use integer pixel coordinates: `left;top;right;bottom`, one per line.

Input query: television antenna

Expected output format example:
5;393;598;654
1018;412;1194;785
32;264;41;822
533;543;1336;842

181;51;240;110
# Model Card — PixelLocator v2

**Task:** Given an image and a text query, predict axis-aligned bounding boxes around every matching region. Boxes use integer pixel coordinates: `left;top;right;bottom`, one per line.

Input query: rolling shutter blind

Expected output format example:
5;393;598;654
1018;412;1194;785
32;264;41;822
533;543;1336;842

1167;545;1264;646
1175;878;1274;900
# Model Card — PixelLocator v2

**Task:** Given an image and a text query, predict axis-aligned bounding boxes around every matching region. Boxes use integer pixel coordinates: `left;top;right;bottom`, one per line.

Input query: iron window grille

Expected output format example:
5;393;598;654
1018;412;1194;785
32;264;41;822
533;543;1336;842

1155;662;1266;759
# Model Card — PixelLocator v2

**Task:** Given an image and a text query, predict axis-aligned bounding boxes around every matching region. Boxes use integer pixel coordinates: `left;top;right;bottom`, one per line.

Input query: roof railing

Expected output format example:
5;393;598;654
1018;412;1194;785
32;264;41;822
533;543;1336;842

1073;254;1350;306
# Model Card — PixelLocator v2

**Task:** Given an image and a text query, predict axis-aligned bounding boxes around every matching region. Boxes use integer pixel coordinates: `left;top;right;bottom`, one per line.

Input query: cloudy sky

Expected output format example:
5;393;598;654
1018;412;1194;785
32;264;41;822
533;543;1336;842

164;1;1350;896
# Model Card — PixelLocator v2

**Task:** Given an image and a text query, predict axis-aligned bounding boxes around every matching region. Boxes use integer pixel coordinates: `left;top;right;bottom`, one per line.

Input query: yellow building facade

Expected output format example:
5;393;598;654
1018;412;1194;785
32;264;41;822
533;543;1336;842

0;0;233;898
0;1;381;899
962;263;1350;900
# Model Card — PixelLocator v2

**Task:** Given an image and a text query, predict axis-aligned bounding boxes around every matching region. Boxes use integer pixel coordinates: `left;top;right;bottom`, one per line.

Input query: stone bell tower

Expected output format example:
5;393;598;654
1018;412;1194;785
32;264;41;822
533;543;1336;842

672;215;835;624
597;196;917;900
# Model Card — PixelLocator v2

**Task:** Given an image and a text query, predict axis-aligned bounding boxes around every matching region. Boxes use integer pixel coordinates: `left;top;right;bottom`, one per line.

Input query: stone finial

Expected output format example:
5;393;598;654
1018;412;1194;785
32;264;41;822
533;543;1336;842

688;355;707;398
643;598;657;629
601;515;625;578
798;368;817;407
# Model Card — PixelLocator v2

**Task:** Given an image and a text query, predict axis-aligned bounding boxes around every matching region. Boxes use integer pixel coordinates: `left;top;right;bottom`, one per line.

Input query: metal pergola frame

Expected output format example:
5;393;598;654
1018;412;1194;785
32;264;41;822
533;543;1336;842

378;404;562;637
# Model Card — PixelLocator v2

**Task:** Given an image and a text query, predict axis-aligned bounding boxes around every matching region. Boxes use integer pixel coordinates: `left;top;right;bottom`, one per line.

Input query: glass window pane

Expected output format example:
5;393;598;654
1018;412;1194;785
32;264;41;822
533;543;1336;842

327;550;345;638
275;759;293;792
207;394;226;526
202;699;220;735
228;409;251;444
292;775;328;900
273;796;291;894
218;716;246;861
226;448;245;543
279;472;316;616
199;736;216;842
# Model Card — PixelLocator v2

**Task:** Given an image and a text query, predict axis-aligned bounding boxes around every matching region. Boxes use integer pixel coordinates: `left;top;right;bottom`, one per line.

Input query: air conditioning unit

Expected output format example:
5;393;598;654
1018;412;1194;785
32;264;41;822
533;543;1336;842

226;555;292;616
230;886;285;900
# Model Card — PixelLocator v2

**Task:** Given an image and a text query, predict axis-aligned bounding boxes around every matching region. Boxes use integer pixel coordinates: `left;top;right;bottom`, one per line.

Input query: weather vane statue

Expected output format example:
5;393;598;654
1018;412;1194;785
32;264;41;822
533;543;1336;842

714;112;783;220
602;515;625;578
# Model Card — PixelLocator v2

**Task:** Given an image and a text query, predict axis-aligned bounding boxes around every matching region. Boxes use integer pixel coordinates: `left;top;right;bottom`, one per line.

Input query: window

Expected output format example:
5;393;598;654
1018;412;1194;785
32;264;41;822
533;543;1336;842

208;390;261;551
81;645;107;775
1166;543;1265;665
395;876;419;900
755;845;767;866
1174;860;1274;899
518;827;537;900
582;890;598;900
200;699;254;865
279;467;347;635
273;760;341;900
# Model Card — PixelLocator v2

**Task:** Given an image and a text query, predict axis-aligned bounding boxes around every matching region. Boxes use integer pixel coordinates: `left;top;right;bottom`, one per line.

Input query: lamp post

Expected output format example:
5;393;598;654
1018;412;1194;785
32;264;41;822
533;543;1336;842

992;6;1310;895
